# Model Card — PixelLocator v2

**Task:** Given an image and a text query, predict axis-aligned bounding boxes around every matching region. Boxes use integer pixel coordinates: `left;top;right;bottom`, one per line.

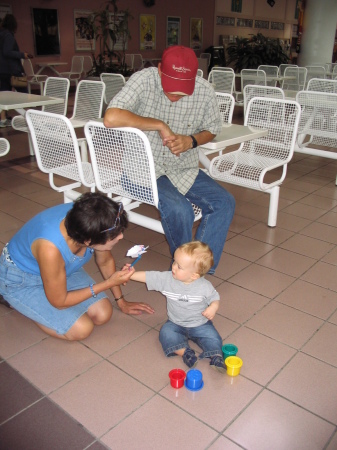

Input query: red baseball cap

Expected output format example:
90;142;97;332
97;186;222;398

160;46;198;96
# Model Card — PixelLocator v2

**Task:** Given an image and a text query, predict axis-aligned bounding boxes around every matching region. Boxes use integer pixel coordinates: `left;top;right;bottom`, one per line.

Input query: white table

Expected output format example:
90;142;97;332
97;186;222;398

36;62;67;76
0;91;64;116
199;123;268;171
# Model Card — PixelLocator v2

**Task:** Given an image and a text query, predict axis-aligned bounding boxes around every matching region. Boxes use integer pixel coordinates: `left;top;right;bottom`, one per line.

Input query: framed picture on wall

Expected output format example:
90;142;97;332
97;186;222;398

31;8;61;56
140;14;156;50
190;18;203;50
166;16;181;47
0;4;12;21
74;10;95;51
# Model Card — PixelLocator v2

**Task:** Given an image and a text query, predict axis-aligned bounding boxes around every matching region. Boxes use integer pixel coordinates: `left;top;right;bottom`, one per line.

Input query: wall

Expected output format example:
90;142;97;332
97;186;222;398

9;0;216;73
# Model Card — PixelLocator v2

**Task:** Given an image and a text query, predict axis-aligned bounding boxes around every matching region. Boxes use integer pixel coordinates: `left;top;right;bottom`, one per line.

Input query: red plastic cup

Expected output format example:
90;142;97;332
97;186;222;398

169;369;186;389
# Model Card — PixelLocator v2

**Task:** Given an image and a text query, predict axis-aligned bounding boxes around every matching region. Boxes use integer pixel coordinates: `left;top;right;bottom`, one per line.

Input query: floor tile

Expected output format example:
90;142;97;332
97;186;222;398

225;327;296;385
216;282;270;324
8;338;102;394
0;362;43;424
322;246;337;266
301;322;337;367
280;234;334;260
50;361;154;437
101;395;218;450
228;264;295;298
208;436;243;450
242;222;294;246
0;397;97;450
224;390;334;450
301;261;337;292
256;247;316;277
275;279;337;319
160;358;262;432
269;352;337;424
213;252;251;280
300;222;337;245
224;235;274;262
245;302;323;348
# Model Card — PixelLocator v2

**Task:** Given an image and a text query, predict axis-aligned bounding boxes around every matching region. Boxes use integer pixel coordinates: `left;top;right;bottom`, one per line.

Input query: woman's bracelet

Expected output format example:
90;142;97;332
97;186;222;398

89;283;97;298
114;295;124;302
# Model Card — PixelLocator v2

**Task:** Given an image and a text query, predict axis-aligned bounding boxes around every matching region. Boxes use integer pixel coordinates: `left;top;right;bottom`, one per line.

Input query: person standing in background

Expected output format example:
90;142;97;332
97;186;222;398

0;14;32;127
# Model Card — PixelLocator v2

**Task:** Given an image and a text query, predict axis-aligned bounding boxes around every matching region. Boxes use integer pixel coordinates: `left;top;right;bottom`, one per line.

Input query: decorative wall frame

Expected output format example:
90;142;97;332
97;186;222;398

216;16;235;26
140;14;156;50
166;16;181;47
190;18;203;50
231;0;242;13
0;4;11;20
271;22;285;30
237;18;253;28
32;8;60;56
74;10;95;51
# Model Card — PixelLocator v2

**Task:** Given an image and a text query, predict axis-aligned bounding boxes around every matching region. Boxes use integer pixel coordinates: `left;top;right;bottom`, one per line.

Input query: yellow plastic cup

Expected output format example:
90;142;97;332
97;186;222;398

225;356;243;377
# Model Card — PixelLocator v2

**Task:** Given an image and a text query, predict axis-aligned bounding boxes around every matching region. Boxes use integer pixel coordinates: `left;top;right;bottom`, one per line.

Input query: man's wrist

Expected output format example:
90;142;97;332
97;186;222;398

190;135;198;149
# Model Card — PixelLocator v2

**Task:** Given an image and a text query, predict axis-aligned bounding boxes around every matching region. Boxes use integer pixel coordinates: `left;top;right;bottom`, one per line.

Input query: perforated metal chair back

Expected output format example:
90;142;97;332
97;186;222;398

305;66;326;87
22;59;47;94
125;54;134;71
133;54;144;71
12;77;70;133
208;69;235;94
200;53;211;67
84;122;158;206
241;69;266;92
279;64;298;77
282;66;307;91
215;92;235;124
26;110;95;200
82;55;93;77
71;80;105;122
197;69;203;77
296;91;337;150
243;85;284;116
59;56;84;88
100;73;126;104
258;65;279;87
0;138;10;157
307;78;337;93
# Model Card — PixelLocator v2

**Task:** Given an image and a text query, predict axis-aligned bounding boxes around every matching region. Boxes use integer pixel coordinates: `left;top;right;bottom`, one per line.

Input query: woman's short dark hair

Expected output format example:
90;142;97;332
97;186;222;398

2;14;18;33
64;192;128;245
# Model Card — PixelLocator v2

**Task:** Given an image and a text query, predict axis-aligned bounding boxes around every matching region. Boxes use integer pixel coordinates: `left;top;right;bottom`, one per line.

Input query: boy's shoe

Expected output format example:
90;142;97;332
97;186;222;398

210;355;226;373
183;348;198;368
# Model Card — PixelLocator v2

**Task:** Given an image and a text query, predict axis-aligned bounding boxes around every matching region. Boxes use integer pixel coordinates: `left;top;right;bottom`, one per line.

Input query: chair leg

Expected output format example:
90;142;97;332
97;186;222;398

268;186;280;227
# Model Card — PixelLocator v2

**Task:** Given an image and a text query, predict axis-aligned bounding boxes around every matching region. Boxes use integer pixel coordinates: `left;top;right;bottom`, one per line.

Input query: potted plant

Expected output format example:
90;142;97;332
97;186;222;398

227;33;290;72
88;0;133;77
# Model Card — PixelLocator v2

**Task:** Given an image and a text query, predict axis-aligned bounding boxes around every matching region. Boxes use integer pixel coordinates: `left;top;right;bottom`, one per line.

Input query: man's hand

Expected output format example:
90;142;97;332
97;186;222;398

116;297;155;315
163;134;192;156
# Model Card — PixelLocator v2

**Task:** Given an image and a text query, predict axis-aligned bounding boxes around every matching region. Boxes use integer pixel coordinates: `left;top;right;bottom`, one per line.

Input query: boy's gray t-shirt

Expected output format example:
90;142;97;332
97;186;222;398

146;271;219;328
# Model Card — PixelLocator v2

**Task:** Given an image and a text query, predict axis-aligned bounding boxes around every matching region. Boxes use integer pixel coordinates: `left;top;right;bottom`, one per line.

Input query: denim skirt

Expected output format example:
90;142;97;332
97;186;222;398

0;252;107;334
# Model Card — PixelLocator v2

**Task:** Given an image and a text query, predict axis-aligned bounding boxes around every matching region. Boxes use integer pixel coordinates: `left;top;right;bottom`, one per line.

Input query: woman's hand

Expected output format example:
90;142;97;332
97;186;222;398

107;267;134;287
116;297;155;315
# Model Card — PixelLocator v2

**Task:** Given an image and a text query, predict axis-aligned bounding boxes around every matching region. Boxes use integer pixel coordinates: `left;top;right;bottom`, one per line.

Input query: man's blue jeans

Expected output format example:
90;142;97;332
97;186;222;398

157;170;235;273
159;320;223;359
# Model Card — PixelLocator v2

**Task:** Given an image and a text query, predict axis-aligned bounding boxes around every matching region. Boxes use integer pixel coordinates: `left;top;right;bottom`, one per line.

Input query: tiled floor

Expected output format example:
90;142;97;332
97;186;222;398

0;104;337;449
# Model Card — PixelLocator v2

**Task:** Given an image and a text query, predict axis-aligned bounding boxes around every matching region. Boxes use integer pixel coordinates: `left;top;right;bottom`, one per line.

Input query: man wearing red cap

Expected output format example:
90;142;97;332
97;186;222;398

104;46;235;273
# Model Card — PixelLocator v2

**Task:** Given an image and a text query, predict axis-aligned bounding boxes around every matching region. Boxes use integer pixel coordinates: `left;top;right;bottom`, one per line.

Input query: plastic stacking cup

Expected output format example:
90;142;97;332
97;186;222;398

169;369;186;389
225;356;243;377
184;369;204;391
222;344;238;360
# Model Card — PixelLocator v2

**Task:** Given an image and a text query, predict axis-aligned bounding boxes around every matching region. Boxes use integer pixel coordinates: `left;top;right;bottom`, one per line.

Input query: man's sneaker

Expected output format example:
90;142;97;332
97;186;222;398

183;348;198;368
210;355;226;373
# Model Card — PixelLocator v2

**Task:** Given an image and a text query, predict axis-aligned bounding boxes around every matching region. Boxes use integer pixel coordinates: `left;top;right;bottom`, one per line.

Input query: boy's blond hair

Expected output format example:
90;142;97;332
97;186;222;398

178;241;214;276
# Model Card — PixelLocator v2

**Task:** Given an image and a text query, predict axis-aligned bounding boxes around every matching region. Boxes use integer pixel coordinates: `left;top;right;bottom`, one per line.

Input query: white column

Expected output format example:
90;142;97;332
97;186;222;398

298;0;337;66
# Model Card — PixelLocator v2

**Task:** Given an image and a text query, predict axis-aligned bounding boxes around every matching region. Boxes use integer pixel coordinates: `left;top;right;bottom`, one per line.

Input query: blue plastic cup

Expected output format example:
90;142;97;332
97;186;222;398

184;369;204;391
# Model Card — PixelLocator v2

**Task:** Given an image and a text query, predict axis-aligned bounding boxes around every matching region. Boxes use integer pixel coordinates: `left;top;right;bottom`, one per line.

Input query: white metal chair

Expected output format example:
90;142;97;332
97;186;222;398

208;69;235;95
279;64;298;77
307;78;337;93
12;77;70;134
197;69;203;77
100;73;125;105
295;91;337;182
305;66;326;88
209;97;301;227
22;59;48;94
59;56;84;88
26;110;95;203
82;55;93;78
0;138;10;157
84;122;201;233
258;65;279;87
281;66;307;93
133;54;144;71
243;85;285;116
235;69;267;104
125;54;134;71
